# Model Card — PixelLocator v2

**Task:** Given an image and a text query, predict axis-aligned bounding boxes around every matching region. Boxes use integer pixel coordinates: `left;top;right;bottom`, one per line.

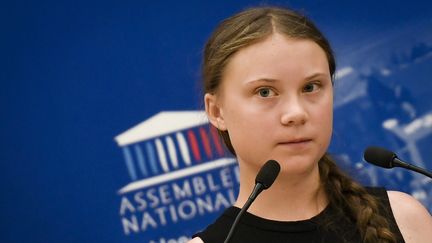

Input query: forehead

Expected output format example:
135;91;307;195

220;33;330;87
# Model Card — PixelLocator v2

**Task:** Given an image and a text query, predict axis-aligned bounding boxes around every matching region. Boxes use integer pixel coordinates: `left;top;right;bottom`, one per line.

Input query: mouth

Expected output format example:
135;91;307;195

277;138;313;149
278;138;312;144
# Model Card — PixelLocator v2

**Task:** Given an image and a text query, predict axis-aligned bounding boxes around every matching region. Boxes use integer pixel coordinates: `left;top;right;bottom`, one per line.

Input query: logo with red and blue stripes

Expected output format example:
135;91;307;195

115;111;236;194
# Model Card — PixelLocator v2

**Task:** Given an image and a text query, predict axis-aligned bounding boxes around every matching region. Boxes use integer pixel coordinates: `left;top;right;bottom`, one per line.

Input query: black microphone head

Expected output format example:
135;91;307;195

255;160;280;189
364;146;397;168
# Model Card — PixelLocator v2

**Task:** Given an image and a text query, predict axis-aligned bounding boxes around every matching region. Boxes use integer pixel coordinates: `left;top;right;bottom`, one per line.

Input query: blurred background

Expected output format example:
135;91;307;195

2;0;431;242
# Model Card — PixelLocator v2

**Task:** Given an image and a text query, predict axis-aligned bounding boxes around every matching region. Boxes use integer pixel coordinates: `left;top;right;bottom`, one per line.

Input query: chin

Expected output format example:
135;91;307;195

277;158;319;176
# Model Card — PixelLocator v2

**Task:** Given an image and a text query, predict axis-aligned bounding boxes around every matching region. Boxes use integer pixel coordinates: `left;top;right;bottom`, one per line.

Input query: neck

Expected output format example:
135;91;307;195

234;162;327;221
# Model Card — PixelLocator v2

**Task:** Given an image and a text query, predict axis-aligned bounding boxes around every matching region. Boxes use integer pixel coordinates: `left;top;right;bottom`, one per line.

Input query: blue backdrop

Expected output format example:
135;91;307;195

2;1;431;242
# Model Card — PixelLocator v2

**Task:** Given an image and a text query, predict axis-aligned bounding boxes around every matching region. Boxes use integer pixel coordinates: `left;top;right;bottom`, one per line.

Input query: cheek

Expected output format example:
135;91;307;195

222;96;261;130
314;100;333;144
322;103;333;129
223;107;272;154
316;94;333;122
225;111;267;142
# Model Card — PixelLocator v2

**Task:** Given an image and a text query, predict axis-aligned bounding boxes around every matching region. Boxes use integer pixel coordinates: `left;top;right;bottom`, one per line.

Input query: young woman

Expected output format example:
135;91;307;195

189;6;432;243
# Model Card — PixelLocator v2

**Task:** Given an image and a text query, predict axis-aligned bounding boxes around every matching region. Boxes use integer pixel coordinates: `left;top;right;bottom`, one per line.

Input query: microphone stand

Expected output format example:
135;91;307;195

223;159;280;243
223;183;265;243
394;158;432;179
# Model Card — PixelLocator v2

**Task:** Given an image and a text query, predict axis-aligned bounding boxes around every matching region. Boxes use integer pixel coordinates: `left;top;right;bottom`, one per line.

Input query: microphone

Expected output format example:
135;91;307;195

223;160;281;243
364;146;432;179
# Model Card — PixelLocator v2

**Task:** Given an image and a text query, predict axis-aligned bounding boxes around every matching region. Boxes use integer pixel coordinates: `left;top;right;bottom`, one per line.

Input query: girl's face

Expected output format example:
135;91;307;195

205;33;333;175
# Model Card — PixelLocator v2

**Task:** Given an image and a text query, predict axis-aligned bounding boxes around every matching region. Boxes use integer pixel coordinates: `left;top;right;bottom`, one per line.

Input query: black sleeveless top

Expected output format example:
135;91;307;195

193;187;405;243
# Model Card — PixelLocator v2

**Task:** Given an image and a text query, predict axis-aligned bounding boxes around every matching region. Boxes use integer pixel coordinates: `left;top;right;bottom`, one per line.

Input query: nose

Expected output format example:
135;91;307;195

280;97;307;126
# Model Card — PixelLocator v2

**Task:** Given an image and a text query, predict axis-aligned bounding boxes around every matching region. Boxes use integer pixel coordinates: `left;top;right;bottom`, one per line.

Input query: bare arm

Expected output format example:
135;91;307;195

187;237;204;243
388;191;432;243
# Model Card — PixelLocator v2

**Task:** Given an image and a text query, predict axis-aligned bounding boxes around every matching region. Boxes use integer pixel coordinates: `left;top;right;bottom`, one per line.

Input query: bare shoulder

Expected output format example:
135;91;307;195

387;190;432;243
187;237;204;243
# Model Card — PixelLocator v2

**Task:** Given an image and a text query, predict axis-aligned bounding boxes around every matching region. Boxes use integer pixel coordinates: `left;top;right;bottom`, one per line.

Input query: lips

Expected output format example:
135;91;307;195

276;138;313;150
278;138;312;144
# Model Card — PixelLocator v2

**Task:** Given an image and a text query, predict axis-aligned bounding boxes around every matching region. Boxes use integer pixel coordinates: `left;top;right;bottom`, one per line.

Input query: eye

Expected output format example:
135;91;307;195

303;81;321;93
256;87;276;97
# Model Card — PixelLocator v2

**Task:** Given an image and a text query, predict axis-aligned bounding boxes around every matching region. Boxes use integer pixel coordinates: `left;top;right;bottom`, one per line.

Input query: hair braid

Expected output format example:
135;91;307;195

319;154;396;243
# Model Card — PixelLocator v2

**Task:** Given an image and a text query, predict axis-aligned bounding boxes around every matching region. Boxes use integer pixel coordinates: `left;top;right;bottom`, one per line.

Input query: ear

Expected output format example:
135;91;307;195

204;93;227;131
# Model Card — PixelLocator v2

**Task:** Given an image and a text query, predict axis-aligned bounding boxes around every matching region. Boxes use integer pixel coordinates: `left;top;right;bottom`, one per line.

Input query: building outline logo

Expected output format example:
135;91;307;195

114;110;239;237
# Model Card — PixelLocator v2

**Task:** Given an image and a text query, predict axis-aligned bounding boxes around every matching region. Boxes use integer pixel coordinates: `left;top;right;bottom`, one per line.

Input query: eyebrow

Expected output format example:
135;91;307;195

244;78;278;86
245;73;329;86
304;72;329;80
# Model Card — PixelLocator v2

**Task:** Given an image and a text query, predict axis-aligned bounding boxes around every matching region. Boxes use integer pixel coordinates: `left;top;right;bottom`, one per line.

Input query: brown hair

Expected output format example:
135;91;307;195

202;6;396;242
